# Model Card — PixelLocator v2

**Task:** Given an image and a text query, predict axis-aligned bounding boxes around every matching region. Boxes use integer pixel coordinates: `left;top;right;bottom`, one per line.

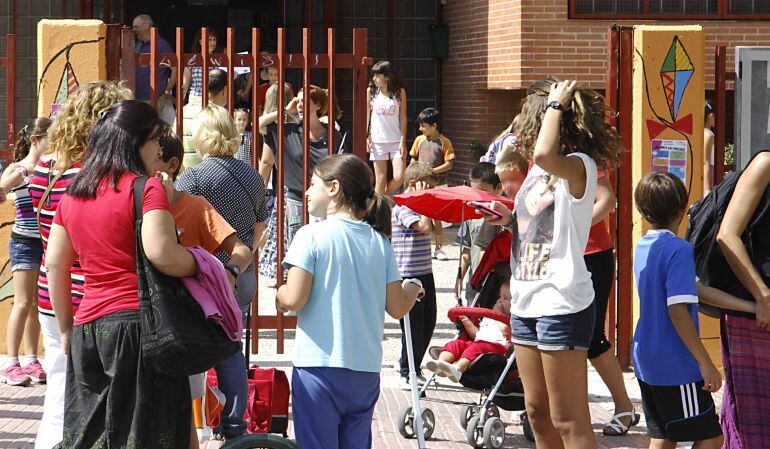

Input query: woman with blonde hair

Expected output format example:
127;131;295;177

31;80;132;449
175;104;268;440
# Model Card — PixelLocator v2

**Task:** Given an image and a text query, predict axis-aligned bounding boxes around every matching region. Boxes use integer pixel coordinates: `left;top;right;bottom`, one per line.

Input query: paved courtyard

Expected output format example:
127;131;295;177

1;233;716;448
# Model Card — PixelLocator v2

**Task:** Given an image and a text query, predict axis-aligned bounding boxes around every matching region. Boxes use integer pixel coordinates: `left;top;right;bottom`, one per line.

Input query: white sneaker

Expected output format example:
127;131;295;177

437;360;463;383
399;375;426;391
433;248;449;261
425;359;445;377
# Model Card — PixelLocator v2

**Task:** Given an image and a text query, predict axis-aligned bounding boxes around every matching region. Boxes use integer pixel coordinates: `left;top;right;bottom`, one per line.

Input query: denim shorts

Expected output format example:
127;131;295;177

9;236;43;272
510;301;596;351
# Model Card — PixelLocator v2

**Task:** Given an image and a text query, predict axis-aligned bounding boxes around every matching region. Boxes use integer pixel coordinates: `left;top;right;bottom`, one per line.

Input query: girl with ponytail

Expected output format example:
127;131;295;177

0;117;52;387
277;154;422;449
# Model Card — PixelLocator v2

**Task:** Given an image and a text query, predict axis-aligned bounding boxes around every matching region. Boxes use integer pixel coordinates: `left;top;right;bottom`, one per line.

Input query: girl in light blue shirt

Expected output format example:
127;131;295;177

277;154;422;449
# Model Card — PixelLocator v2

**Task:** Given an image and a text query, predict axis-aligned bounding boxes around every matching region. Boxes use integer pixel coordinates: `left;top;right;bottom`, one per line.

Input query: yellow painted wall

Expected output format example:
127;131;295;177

37;20;107;117
631;26;720;368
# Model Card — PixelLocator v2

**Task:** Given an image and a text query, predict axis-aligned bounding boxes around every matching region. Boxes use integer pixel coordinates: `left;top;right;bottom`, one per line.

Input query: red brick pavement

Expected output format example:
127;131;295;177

2;374;700;449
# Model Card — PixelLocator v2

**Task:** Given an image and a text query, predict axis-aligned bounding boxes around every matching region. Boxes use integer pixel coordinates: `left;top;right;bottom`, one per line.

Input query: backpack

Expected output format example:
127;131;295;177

685;151;770;317
246;365;290;436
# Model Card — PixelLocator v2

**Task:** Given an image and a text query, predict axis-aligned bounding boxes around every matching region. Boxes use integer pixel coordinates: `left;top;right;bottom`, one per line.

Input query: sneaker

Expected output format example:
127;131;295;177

22;360;46;384
399;376;426;391
425;359;446;377
1;363;30;386
437;360;463;383
433;248;449;261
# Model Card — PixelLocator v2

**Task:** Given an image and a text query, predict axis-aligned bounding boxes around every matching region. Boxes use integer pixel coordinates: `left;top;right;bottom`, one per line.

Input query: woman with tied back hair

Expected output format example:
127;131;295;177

481;78;621;449
46;100;195;448
277;154;422;449
30;80;132;449
0;117;51;388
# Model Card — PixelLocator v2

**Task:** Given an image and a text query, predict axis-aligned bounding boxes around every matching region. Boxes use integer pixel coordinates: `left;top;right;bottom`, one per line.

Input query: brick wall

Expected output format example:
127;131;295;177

442;0;770;184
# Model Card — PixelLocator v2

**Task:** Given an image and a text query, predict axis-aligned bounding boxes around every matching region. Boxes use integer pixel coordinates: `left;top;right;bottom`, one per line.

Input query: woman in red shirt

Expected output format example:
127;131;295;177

45;101;198;449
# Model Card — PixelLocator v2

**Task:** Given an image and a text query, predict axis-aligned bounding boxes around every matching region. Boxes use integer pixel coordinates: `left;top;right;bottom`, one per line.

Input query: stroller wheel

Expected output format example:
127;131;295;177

459;405;475;429
482;417;506;449
521;412;535;442
398;405;416;439
422;408;436;440
465;416;484;449
398;405;435;440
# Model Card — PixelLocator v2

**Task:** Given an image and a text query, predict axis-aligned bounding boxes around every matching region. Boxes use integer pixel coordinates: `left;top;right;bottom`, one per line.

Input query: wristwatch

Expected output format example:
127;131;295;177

546;101;564;112
224;263;241;280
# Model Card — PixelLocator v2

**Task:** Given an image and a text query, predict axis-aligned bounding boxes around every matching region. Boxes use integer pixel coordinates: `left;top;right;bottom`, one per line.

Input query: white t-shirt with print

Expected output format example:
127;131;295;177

509;152;598;318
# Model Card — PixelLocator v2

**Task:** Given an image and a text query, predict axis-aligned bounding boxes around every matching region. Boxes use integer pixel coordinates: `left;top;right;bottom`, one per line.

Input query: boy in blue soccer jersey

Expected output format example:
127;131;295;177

632;172;723;449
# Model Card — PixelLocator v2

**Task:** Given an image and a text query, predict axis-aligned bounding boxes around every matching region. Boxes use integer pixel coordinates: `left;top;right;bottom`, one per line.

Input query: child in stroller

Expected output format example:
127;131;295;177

426;280;511;383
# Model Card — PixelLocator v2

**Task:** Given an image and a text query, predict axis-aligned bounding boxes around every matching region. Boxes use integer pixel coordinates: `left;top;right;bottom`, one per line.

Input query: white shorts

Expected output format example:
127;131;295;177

369;141;401;161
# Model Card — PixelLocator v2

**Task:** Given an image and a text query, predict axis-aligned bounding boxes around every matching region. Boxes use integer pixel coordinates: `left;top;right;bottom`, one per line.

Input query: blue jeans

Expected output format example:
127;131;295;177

292;367;380;449
215;269;257;438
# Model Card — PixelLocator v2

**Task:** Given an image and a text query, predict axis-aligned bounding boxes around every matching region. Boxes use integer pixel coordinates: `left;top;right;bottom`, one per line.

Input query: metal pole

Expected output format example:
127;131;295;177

4;34;16;163
175;27;184;139
403;313;428;449
714;45;727;182
201;27;209;108
302;28;311;224
150;27;158;108
352;28;368;159
276;27;286;354
226;27;235;114
327;28;335;155
250;26;261;352
604;26;620;350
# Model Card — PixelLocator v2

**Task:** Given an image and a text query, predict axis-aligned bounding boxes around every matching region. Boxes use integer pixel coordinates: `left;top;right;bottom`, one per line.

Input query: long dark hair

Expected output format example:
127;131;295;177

369;60;404;99
313;154;391;237
14;117;52;162
68;100;166;199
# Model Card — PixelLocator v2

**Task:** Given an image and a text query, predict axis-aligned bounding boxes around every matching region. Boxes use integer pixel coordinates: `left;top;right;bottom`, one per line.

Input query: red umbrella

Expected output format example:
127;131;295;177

392;185;515;224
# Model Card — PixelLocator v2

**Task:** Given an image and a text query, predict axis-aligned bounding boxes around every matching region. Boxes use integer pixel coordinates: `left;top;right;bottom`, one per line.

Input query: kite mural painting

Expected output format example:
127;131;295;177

638;35;697;191
38;37;103;117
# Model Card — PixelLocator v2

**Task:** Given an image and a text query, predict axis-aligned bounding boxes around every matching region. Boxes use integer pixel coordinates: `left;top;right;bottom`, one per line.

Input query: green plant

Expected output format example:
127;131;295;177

724;143;734;166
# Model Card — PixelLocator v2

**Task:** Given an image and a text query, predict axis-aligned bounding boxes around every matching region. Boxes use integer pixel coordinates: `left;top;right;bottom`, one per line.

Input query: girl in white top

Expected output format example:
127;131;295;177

367;61;407;194
481;78;621;449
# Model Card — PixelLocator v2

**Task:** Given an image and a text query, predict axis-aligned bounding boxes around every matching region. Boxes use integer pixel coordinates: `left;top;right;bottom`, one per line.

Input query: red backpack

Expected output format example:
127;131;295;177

246;365;290;436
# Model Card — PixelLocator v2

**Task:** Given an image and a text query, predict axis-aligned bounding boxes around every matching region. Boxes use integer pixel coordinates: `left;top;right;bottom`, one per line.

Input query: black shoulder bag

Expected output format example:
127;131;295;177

133;177;240;377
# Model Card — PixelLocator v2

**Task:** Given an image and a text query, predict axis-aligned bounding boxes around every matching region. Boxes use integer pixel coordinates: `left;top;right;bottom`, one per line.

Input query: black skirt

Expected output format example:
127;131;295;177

58;310;191;449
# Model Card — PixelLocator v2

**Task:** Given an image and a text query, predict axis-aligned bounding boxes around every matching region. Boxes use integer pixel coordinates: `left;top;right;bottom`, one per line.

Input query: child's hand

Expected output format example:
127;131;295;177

700;361;722;392
155;171;175;203
285;97;300;114
476;201;513;226
548;80;577;109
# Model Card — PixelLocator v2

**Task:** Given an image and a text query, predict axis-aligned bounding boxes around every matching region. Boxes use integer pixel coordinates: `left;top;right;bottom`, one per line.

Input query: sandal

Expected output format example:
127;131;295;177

602;410;640;436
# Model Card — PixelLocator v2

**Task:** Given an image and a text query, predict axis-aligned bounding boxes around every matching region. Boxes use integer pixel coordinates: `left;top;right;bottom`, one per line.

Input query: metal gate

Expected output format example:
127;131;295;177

121;26;372;353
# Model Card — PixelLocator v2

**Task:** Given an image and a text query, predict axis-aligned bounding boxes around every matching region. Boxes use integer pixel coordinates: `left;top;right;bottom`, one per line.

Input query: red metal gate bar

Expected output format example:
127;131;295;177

201;27;210;109
302;28;311;224
714;45;727;183
616;26;635;369
1;34;16;162
150;27;159;109
226;28;235;114
119;27;136;92
327;28;336;155
136;53;362;69
175;27;184;139
353;29;369;159
250;27;262;350
604;27;620;353
276;27;287;353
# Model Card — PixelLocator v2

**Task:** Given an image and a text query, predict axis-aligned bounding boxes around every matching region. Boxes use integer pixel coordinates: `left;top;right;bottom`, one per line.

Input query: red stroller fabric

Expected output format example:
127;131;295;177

470;230;512;289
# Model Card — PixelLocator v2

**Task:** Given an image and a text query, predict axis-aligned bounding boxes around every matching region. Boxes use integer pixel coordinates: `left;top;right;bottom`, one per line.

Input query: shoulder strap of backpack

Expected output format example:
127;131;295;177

36;169;65;231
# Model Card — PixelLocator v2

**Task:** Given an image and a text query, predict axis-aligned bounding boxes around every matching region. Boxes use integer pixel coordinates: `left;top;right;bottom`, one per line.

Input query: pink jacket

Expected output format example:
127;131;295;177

182;246;243;342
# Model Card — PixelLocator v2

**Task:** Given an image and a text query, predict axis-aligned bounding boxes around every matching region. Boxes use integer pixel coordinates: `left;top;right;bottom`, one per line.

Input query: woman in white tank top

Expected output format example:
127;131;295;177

367;61;407;194
479;78;622;449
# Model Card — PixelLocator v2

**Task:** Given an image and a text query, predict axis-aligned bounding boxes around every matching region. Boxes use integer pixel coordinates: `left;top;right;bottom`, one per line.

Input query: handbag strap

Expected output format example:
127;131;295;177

208;157;259;216
133;176;149;233
36;169;65;231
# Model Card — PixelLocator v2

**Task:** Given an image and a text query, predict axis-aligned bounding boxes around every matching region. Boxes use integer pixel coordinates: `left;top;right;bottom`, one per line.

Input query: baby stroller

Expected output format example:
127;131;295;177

397;231;532;449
